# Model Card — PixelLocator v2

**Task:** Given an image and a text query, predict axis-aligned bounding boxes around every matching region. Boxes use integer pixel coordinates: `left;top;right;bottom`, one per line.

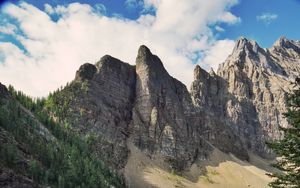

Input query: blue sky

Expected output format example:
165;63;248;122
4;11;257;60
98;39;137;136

1;0;297;47
0;0;299;96
219;0;300;47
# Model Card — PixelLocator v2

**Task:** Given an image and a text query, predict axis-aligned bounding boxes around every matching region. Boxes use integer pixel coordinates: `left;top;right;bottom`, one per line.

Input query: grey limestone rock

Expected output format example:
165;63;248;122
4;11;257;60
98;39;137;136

55;55;136;169
52;37;300;172
214;37;299;158
132;45;212;170
75;63;97;81
0;82;8;95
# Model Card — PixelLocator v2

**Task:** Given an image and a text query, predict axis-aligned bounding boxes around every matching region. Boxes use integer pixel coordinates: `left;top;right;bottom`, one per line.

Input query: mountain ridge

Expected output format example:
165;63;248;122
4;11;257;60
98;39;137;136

1;36;299;187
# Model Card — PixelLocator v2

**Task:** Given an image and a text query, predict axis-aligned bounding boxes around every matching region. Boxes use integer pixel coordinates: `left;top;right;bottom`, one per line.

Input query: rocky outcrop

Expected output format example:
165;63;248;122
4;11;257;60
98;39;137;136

54;55;136;169
131;46;212;170
49;37;299;173
190;65;248;160
0;167;39;188
268;37;300;78
75;63;97;81
191;37;300;158
0;82;8;96
2;36;300;188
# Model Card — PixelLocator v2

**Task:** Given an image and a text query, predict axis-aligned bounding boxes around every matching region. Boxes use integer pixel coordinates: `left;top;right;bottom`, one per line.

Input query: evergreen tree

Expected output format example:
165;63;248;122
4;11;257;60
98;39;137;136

28;160;42;182
2;85;126;187
267;79;300;188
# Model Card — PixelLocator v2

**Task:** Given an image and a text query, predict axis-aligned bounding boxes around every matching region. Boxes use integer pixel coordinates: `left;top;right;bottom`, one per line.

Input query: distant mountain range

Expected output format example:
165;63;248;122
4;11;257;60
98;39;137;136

1;36;299;187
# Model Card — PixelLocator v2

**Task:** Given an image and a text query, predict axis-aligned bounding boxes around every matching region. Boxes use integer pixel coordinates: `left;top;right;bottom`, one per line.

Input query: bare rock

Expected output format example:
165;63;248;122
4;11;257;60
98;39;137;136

0;82;8;96
132;45;212;170
75;63;97;81
215;36;299;158
49;37;300;174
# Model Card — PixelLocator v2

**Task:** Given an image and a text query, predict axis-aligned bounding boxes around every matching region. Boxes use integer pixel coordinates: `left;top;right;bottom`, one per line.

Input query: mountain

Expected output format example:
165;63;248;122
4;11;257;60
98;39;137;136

1;36;299;187
216;37;299;158
0;83;125;187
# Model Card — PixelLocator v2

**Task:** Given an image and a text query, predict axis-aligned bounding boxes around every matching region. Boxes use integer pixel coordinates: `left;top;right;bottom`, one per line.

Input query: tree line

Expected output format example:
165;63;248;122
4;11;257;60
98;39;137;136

0;85;125;188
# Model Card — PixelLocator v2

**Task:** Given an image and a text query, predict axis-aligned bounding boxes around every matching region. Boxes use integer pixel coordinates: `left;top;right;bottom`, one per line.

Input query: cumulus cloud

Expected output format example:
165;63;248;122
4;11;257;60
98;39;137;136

215;25;225;32
0;23;16;35
218;11;241;25
125;0;144;9
200;39;235;71
0;1;239;97
94;3;106;15
44;3;54;14
257;12;278;25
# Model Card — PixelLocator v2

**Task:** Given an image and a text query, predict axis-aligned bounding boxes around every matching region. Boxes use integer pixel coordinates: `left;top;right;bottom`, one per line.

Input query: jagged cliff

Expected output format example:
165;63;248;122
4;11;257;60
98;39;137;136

51;44;250;172
1;36;299;187
45;37;300;168
216;37;299;158
0;81;126;188
46;38;299;170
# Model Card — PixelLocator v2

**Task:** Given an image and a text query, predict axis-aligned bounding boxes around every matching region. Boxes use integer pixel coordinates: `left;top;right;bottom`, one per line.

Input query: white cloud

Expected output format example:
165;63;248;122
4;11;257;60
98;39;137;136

215;25;225;32
125;0;144;9
44;4;54;14
257;12;278;25
0;1;239;97
200;39;235;71
0;23;16;35
94;3;106;15
218;11;241;25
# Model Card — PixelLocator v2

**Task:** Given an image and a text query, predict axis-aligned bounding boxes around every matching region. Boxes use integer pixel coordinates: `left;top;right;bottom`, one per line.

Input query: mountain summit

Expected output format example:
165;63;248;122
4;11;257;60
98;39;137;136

1;37;299;187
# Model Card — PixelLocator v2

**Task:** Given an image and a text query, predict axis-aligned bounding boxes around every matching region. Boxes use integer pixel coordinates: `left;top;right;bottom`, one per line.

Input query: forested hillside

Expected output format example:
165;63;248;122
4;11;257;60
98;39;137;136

0;83;125;188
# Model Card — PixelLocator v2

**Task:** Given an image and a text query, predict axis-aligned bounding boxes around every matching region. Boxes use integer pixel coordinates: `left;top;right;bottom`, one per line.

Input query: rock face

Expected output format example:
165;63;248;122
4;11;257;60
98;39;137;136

75;63;97;80
131;46;212;170
1;37;299;187
190;65;248;160
0;82;8;96
50;37;300;173
53;55;136;169
192;36;299;158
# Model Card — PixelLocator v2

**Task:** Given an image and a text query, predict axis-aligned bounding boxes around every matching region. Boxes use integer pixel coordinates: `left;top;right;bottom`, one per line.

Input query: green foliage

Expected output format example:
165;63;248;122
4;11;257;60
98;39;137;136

44;81;84;121
267;80;300;188
0;85;125;187
58;175;65;188
28;160;42;182
0;143;20;168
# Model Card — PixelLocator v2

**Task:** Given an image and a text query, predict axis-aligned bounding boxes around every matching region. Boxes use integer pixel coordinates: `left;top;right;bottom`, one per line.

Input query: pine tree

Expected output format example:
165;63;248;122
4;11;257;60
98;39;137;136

267;79;300;188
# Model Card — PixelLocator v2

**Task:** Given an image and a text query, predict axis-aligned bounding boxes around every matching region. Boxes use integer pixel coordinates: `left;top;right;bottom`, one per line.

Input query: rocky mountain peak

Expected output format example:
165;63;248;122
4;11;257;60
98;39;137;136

2;37;300;188
233;36;261;54
137;45;152;60
266;37;300;78
209;68;216;76
136;45;164;67
271;36;300;56
274;36;288;47
220;36;269;72
96;55;131;70
219;36;293;78
273;36;300;48
136;45;169;81
215;37;300;158
0;82;8;96
99;54;118;63
75;63;97;81
234;36;249;49
194;65;210;80
136;45;156;68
